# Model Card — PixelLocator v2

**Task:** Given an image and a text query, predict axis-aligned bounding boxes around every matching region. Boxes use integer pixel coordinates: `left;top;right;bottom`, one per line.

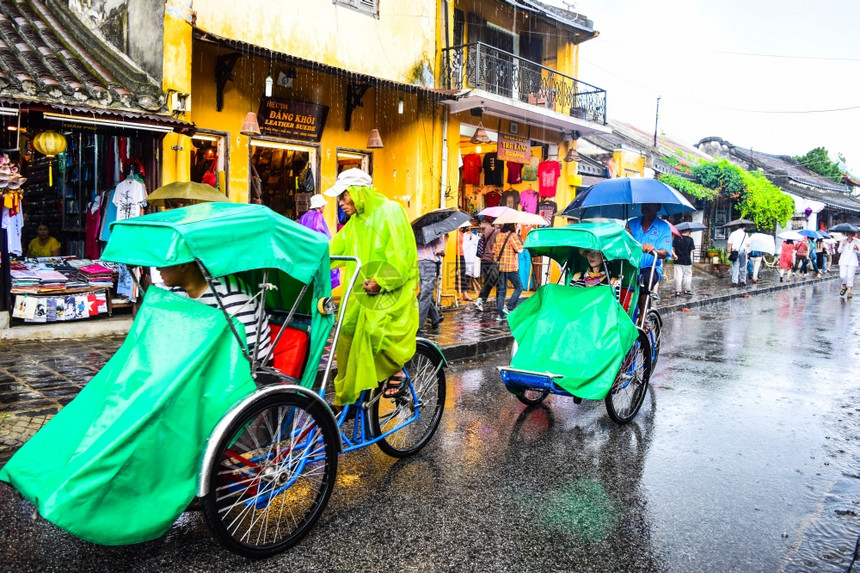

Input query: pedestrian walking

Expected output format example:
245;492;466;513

814;239;825;278
672;227;695;296
778;239;795;282
492;223;524;320
796;238;811;277
474;218;499;312
727;224;751;286
416;235;446;334
837;231;860;299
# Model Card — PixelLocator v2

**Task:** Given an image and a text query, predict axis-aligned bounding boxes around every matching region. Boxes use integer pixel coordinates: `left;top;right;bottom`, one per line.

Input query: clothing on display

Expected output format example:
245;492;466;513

484;189;502;208
537;160;561;197
462;153;482;185
500;189;520;210
483;152;504;186
462;230;481;277
506;162;523;185
522;156;539;181
538;199;558;226
519;189;539;214
2;206;23;255
113;177;147;220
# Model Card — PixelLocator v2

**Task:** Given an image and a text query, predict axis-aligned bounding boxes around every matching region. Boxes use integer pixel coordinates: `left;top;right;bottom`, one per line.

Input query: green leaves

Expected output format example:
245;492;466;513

794;147;843;183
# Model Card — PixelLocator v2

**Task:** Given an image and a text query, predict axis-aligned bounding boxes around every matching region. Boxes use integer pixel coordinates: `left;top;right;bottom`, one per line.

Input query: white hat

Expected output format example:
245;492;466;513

309;194;327;210
323;168;372;198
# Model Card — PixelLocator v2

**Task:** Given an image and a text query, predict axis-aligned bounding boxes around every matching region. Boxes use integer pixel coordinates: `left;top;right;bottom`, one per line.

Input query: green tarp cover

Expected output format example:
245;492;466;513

101;203;334;389
507;284;638;400
0;288;257;545
330;185;418;405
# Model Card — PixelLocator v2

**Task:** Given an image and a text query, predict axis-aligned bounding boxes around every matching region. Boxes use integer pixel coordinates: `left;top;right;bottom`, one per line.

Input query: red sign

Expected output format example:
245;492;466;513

257;97;328;142
497;132;532;164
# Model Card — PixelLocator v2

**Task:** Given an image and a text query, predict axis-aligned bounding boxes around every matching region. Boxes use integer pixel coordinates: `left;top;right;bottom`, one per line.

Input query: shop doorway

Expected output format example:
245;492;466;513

250;140;318;220
190;132;227;192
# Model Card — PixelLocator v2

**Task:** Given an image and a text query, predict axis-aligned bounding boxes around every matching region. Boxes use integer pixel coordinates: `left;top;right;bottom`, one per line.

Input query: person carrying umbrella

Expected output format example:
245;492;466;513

324;169;419;404
726;222;751;287
626;203;673;315
415;234;447;334
837;230;860;299
672;225;695;296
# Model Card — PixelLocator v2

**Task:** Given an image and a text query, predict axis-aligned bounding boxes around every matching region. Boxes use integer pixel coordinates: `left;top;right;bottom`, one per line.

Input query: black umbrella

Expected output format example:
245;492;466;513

722;218;755;228
412;209;472;244
828;223;860;234
675;221;706;232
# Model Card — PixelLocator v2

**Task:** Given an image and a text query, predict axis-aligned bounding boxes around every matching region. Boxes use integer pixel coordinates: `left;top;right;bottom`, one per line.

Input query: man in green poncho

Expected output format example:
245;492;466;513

324;169;419;405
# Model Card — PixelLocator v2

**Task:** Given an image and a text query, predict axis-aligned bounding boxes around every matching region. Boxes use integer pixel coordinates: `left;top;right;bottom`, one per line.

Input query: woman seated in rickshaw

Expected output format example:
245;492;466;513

570;248;620;288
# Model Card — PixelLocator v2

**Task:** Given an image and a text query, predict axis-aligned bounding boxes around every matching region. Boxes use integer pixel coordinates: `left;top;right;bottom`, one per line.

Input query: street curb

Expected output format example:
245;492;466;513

434;275;841;363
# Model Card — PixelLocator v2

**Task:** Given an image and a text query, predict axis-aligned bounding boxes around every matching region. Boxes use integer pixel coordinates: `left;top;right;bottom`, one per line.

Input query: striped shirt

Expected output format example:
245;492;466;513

172;275;272;358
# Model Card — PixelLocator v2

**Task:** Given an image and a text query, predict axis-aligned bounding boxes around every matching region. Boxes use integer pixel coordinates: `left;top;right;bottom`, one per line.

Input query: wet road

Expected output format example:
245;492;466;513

1;281;859;572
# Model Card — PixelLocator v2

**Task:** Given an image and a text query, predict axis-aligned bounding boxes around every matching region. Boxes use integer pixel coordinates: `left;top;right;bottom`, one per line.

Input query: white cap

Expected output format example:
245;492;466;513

323;168;372;197
309;194;327;209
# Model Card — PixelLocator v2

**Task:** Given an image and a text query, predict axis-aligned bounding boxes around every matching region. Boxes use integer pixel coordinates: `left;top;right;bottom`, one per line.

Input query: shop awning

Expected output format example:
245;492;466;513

441;89;611;139
192;27;441;98
0;98;193;133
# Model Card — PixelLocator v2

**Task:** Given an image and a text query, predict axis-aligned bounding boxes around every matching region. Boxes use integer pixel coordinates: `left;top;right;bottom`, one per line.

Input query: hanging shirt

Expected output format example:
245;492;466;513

2;206;23;256
484;189;501;208
522;156;539;181
85;198;102;260
538;160;561;197
506;162;523;185
462;231;481;277
500;189;520;210
462;153;482;185
113;178;146;220
538;200;558;227
483;152;504;186
519;189;539;214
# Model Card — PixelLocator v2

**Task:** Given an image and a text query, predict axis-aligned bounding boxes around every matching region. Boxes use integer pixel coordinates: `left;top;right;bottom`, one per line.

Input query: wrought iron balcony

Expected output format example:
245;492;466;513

441;42;606;125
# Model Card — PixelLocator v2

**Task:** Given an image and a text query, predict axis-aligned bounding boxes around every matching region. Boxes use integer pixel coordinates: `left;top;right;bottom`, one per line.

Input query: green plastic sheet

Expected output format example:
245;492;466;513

330;185;418;405
507;284;638;399
0;288;257;545
101;203;333;389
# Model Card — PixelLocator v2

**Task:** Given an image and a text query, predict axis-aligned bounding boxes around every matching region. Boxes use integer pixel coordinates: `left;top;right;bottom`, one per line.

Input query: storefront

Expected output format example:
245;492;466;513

0;106;192;326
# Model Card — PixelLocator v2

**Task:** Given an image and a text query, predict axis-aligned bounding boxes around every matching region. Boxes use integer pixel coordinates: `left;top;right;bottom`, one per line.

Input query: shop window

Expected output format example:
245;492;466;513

250;140;318;220
334;0;378;18
190;133;226;192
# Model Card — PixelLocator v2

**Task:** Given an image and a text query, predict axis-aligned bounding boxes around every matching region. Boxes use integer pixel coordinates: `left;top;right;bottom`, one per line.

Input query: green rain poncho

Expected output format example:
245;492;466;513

330;185;418;405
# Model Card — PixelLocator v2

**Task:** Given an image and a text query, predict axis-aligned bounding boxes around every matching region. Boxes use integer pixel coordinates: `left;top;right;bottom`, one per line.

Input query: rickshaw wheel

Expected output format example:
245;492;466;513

370;346;446;457
203;391;339;558
515;389;550;406
605;331;652;424
644;309;662;370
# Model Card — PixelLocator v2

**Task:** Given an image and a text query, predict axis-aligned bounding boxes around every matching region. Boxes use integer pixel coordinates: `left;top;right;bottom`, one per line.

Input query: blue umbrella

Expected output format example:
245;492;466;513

798;229;823;239
561;178;695;220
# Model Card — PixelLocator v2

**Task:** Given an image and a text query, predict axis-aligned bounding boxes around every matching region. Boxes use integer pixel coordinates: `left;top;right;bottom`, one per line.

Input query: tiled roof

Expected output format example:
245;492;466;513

0;0;166;114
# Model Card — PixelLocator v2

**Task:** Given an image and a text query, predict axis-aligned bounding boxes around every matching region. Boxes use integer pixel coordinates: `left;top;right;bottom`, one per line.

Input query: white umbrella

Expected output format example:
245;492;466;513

492;210;549;227
748;233;776;255
777;230;805;241
477;206;516;218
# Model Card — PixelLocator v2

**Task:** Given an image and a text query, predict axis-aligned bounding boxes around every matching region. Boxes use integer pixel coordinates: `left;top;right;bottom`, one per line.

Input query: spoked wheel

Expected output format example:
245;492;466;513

605;331;652;424
369;346;446;457
644;309;662;370
203;392;339;558
515;388;550;406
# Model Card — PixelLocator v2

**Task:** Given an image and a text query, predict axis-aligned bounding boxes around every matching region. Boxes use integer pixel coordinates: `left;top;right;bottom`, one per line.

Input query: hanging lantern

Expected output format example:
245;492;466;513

32;131;67;187
366;128;384;149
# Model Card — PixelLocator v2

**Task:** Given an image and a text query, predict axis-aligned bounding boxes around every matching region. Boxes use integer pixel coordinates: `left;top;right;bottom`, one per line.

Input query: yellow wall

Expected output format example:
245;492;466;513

161;0;194;185
191;1;436;85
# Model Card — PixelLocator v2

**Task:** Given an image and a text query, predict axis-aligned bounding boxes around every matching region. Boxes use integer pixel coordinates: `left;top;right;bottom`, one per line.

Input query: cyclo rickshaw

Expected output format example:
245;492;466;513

0;203;446;558
497;221;661;423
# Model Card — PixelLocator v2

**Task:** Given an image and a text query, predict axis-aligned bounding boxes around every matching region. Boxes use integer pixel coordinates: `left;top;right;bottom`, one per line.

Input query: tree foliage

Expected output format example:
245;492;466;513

656;173;716;200
692;159;745;198
794;147;842;183
736;170;794;232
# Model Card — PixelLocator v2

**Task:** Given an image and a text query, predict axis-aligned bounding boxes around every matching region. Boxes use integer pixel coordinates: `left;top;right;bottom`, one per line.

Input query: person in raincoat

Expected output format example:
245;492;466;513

324;169;419;405
298;193;340;288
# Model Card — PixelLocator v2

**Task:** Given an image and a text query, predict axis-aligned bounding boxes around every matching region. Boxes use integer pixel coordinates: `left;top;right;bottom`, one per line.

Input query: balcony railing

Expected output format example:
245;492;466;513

441;42;606;125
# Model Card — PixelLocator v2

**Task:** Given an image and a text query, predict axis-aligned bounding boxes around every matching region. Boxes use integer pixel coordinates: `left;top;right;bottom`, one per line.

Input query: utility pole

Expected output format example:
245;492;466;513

653;96;661;148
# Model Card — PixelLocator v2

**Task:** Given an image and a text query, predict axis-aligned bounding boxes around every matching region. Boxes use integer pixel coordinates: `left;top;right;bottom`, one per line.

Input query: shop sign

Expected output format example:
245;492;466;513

497;132;531;164
257;97;328;142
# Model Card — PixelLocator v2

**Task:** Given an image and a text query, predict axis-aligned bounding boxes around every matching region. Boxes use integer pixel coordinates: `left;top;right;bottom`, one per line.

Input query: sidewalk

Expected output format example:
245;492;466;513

0;263;840;463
